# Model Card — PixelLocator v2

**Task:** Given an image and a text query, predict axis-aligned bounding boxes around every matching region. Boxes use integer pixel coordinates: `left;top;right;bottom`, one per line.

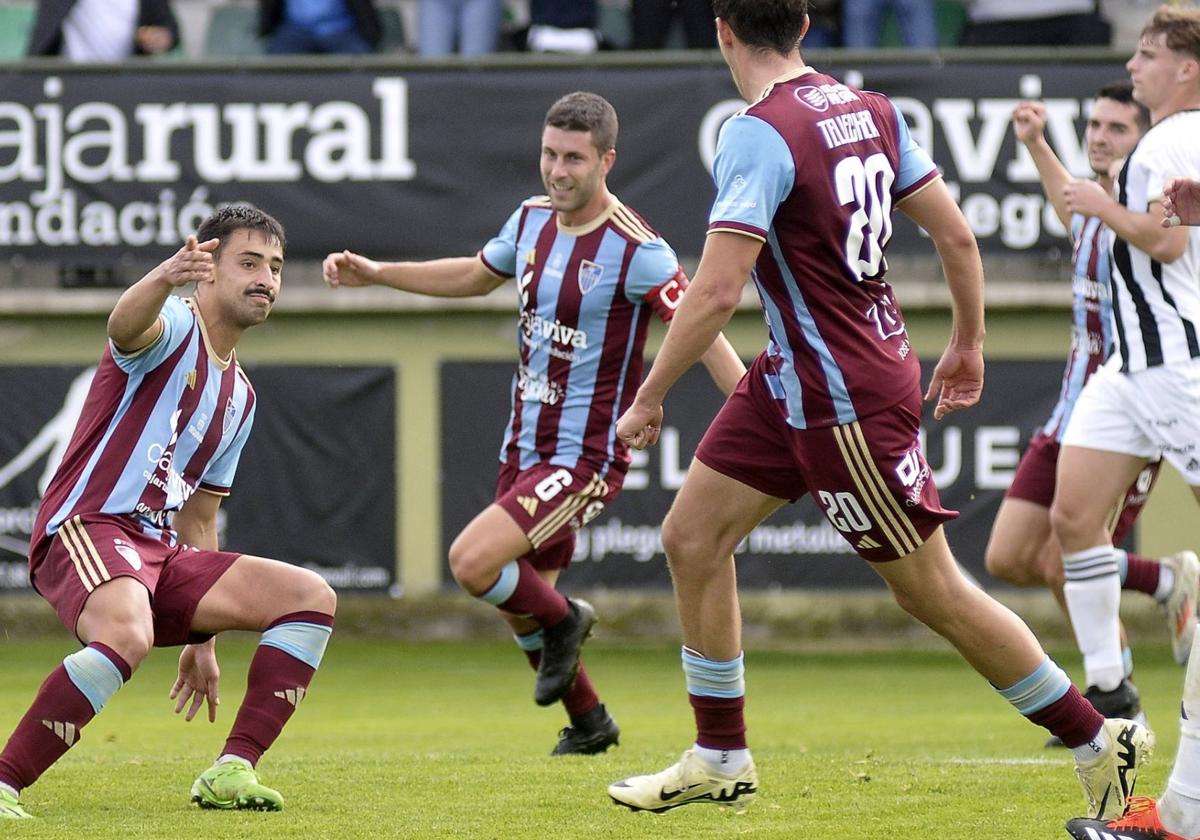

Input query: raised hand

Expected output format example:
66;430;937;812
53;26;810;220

322;250;380;288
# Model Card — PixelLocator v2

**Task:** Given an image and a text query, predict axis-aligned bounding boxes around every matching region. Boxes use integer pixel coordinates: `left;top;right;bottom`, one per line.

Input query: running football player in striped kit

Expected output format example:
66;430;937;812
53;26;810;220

607;0;1150;823
322;92;745;755
0;206;337;820
1070;16;1200;830
988;84;1199;741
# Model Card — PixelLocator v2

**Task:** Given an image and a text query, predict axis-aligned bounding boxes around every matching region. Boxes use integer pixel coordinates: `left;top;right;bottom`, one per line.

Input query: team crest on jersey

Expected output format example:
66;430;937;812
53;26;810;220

578;260;604;295
184;369;197;390
523;248;536;266
222;397;237;434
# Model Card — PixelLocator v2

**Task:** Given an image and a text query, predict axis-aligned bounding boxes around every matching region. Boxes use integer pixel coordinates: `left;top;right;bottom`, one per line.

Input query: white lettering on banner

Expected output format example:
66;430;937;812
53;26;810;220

975;427;1021;489
622;427;688;491
0;77;415;247
571;517;857;563
697;80;1086;249
918;425;1020;491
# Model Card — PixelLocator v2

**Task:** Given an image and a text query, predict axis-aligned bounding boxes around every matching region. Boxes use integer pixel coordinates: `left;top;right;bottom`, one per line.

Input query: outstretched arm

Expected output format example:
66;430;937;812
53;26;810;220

108;235;219;352
898;180;985;419
322;251;507;298
1012;101;1074;229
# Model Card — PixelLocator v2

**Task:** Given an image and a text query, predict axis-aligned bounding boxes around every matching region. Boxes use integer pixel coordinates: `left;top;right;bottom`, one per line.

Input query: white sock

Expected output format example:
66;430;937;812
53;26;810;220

1070;725;1111;763
1062;546;1124;691
1162;722;1200;837
694;744;750;773
1157;563;1178;603
216;754;252;769
0;781;17;799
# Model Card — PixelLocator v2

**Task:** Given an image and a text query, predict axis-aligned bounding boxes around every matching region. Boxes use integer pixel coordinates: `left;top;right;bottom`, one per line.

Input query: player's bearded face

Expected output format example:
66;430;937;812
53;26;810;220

540;126;610;216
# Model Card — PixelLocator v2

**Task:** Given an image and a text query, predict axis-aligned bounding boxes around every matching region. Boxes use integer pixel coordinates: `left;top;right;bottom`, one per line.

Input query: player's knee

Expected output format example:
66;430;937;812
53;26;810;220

1048;500;1090;546
95;619;154;668
661;512;729;568
446;538;492;594
290;567;337;616
984;546;1034;586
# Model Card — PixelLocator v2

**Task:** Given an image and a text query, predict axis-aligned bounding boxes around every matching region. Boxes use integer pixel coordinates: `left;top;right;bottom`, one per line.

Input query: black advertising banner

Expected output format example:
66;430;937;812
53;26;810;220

0;365;395;592
0;59;1123;261
440;358;1066;590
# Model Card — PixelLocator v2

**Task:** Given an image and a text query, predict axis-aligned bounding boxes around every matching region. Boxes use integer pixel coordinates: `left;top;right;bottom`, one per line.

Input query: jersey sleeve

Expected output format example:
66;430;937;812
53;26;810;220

624;235;686;321
109;295;194;374
1137;133;1200;206
889;101;939;201
199;400;255;495
707;114;795;241
478;204;523;278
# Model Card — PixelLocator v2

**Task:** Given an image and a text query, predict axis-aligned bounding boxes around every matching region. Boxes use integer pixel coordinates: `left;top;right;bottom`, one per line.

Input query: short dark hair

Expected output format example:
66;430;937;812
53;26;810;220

1096;80;1151;133
196;204;286;257
711;0;809;55
544;91;618;154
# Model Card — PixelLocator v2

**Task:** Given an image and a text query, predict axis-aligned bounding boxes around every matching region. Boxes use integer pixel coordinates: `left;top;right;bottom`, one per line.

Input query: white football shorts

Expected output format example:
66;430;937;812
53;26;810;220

1062;355;1200;486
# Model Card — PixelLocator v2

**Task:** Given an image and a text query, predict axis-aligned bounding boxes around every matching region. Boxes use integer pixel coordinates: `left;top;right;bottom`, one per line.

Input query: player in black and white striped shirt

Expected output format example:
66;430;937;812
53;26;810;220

1056;6;1200;839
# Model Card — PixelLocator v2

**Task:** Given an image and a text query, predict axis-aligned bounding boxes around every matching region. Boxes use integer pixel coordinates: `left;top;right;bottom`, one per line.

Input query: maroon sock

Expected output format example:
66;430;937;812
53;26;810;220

690;694;747;750
0;643;130;792
1123;553;1161;597
495;560;569;627
221;611;333;765
1027;685;1105;748
519;641;599;718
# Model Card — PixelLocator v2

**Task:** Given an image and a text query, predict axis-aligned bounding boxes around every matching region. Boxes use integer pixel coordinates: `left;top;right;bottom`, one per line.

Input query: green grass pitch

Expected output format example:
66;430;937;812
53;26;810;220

0;636;1184;838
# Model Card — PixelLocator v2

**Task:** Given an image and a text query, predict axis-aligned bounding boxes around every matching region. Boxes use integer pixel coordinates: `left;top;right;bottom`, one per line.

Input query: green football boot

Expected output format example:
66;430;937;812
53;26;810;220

0;787;31;819
190;760;284;811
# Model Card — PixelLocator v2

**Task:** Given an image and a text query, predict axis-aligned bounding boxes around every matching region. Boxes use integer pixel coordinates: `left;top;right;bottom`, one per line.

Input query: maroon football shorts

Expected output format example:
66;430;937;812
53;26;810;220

694;356;957;562
30;512;240;646
495;460;623;571
1006;429;1161;544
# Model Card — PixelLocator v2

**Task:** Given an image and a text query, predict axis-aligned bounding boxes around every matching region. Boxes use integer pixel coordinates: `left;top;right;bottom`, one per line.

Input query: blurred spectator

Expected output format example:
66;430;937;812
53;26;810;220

526;0;598;53
418;0;503;55
843;0;936;48
28;0;179;60
803;0;842;48
259;0;381;54
961;0;1111;46
631;0;716;49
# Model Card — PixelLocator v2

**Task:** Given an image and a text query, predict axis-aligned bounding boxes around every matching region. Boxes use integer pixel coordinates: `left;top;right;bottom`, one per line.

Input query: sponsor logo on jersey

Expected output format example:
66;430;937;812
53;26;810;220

185;369;197;390
794;83;859;113
578;259;604;295
856;535;881;550
520;312;589;350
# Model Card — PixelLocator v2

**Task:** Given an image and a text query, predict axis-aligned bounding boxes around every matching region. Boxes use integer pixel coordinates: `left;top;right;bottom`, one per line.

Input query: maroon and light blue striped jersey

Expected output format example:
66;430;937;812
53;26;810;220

479;195;685;473
708;68;940;429
1041;214;1116;440
30;296;256;561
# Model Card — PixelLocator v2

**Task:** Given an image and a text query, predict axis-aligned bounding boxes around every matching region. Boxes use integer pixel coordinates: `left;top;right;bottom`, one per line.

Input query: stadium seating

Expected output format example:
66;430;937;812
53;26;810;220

0;2;35;60
204;2;407;56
